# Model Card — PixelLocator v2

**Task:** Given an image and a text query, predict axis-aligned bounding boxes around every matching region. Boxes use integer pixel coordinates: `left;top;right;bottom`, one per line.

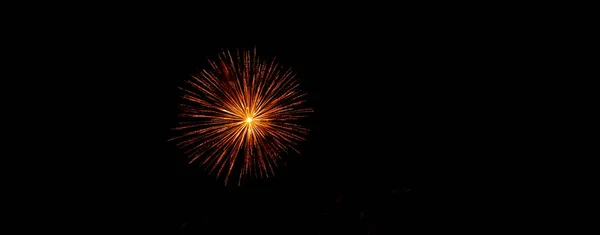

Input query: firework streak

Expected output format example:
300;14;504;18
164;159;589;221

171;49;312;185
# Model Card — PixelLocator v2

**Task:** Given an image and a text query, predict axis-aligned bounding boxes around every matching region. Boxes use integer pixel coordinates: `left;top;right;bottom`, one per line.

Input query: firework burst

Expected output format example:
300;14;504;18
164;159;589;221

171;48;312;185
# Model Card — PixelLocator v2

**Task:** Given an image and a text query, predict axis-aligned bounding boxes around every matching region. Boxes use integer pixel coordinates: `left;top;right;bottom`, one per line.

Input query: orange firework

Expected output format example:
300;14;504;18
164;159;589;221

171;48;312;185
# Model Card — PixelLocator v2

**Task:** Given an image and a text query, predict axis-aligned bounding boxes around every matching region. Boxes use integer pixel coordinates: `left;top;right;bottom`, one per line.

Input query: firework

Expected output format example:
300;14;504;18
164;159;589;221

171;48;312;185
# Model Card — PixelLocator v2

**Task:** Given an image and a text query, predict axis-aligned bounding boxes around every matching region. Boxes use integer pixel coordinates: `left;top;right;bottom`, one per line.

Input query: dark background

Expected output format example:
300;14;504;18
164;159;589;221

13;7;564;234
156;28;469;234
44;17;500;234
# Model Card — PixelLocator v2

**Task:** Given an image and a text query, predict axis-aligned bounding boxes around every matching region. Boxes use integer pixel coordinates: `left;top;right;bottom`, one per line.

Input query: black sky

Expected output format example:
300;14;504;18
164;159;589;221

49;17;500;234
154;28;468;234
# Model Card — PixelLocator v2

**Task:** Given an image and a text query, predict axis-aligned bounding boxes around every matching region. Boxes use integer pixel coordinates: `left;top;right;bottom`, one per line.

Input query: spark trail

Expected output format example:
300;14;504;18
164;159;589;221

171;48;312;185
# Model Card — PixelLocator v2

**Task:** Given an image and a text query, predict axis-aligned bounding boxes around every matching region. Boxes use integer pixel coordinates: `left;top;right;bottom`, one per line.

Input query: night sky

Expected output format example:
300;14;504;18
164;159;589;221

160;30;459;234
73;21;487;234
9;5;546;233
